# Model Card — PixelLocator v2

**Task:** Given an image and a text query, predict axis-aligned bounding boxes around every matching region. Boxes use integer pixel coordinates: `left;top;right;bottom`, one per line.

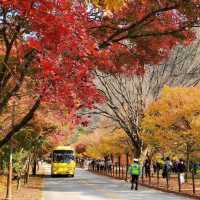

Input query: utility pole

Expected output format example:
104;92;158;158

5;100;15;200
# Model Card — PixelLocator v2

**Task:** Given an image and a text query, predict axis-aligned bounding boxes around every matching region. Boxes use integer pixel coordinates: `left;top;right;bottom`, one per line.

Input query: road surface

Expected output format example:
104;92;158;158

42;164;191;200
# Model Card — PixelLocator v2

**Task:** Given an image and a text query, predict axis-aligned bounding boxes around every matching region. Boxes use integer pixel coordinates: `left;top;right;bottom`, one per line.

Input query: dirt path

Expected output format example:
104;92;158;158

0;175;43;200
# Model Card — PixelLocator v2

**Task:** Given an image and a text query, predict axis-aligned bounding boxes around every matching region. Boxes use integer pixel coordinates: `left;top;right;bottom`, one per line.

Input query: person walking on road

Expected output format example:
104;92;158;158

128;158;141;191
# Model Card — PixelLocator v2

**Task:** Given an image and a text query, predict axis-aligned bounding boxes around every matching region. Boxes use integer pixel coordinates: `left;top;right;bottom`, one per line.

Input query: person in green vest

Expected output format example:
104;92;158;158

128;158;141;190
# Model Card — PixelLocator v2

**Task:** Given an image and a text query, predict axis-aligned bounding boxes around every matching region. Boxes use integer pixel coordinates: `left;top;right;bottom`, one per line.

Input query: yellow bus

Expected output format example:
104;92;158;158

51;146;76;177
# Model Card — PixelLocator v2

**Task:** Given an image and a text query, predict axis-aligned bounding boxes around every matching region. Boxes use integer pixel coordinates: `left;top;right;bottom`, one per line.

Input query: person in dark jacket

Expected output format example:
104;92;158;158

177;159;186;184
162;157;172;178
144;159;151;178
153;162;157;175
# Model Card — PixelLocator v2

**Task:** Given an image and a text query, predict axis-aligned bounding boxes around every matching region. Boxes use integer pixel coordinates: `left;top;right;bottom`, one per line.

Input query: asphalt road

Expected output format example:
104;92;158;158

42;164;191;200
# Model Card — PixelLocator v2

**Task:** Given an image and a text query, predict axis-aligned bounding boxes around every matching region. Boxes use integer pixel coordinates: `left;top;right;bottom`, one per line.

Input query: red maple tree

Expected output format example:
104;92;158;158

92;0;199;73
0;0;200;147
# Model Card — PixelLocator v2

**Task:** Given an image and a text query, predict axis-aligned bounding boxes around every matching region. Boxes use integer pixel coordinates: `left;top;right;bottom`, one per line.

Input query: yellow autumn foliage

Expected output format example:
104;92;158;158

143;86;200;132
75;126;131;159
142;86;200;156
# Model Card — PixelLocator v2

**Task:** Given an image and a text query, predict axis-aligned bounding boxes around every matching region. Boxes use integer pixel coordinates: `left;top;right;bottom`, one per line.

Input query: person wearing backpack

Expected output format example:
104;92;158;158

162;157;172;179
128;158;141;190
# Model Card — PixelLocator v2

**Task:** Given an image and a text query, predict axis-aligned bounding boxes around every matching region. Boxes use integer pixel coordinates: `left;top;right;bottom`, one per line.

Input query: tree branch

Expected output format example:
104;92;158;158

0;96;41;148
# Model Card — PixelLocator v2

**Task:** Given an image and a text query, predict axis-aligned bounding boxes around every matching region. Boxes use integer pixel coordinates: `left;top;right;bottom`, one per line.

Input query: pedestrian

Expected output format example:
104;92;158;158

192;162;198;174
162;157;172;179
172;160;178;173
153;162;157;175
85;159;90;170
107;159;112;174
100;160;104;172
144;159;151;178
156;161;161;175
177;159;186;184
91;160;95;171
128;158;141;190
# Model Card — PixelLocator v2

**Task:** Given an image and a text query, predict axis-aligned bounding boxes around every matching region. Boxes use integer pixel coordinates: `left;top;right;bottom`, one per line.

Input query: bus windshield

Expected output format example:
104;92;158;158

53;150;74;163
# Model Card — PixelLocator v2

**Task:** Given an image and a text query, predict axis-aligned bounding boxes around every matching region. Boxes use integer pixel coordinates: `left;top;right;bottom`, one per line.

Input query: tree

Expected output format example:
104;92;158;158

0;110;61;194
92;36;200;157
0;0;103;148
1;0;200;148
91;0;199;72
142;86;200;171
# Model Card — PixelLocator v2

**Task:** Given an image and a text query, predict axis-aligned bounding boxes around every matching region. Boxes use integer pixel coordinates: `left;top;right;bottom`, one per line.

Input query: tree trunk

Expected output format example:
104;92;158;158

17;172;21;191
186;145;191;172
118;155;121;178
129;130;143;159
133;139;143;158
134;148;141;158
185;144;191;182
139;146;152;164
125;153;129;181
111;154;113;164
24;156;31;184
5;148;12;200
32;160;37;176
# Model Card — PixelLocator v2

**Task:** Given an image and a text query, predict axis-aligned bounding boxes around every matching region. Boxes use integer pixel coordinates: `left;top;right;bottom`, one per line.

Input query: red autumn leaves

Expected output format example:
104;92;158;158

1;0;199;121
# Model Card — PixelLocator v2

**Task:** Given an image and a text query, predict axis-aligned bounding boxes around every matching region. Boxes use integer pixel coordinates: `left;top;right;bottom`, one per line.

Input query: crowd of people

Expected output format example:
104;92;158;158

145;158;200;181
89;159;113;172
144;158;185;176
144;157;187;184
76;158;113;172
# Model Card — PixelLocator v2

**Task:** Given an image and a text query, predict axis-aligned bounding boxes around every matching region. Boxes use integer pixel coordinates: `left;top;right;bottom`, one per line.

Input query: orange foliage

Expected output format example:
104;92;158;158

74;125;131;159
